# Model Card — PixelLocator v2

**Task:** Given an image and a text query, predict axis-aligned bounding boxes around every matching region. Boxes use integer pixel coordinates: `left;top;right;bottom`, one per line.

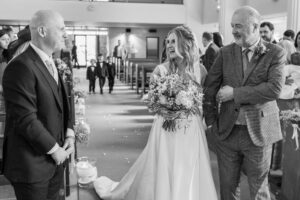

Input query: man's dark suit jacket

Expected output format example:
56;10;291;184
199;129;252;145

2;46;72;183
106;63;116;79
95;62;108;78
86;66;97;80
113;45;121;58
203;42;220;72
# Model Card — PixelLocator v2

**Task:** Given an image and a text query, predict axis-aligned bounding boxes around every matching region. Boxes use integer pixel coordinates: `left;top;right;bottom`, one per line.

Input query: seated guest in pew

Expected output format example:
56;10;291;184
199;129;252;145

106;56;116;94
95;53;108;94
86;59;97;94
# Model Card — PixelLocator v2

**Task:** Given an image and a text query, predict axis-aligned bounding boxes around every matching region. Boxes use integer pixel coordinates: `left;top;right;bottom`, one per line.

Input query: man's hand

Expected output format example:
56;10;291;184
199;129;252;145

51;147;69;165
217;85;234;103
285;75;294;85
63;137;75;155
205;124;214;135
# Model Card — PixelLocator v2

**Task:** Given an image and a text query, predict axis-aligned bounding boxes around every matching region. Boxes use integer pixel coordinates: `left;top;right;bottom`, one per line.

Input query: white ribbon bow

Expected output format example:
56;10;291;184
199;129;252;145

291;124;299;150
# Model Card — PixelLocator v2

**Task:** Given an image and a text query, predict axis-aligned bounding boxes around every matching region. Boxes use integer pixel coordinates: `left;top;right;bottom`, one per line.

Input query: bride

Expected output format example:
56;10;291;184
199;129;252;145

94;25;218;200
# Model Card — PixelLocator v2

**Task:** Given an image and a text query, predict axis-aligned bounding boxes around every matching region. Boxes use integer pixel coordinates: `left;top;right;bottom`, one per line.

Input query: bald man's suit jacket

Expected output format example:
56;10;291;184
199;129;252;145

2;46;72;183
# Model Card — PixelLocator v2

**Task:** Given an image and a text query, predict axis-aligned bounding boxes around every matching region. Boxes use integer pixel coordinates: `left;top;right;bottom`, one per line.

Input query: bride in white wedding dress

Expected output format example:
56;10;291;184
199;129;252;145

94;25;218;200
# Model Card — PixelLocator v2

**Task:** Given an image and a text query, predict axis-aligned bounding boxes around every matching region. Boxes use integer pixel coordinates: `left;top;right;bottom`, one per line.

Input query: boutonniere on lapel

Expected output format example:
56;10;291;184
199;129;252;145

54;58;72;83
253;42;269;60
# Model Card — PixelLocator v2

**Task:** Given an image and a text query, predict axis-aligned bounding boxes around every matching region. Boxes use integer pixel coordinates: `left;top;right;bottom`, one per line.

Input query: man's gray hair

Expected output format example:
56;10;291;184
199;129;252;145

234;6;261;25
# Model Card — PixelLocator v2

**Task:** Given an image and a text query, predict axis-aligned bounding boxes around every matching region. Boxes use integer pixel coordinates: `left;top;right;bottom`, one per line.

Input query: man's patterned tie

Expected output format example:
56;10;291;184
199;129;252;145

242;48;251;77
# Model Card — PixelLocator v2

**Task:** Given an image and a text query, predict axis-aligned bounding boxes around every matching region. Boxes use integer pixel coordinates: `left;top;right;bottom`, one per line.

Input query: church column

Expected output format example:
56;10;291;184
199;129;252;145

184;0;203;49
219;0;245;45
287;0;300;32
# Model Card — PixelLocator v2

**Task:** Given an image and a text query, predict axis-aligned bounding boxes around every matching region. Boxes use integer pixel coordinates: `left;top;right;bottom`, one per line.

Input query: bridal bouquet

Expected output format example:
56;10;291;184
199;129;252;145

143;73;203;132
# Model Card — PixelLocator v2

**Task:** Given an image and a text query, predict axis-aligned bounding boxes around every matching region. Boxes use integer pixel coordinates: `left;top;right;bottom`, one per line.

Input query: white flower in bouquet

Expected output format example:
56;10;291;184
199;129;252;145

159;95;168;105
176;91;193;109
159;82;168;93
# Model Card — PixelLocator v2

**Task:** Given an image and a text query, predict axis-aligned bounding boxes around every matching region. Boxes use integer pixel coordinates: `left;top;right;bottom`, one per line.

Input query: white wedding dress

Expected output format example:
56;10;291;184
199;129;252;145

94;63;218;200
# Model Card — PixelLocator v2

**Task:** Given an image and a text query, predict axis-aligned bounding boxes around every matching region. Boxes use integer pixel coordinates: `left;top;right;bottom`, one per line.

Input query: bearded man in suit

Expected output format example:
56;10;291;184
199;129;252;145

2;10;74;200
204;6;286;200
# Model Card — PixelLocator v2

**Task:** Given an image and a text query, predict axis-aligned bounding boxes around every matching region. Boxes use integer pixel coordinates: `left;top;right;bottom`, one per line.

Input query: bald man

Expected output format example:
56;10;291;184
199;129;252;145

2;10;74;200
204;6;286;200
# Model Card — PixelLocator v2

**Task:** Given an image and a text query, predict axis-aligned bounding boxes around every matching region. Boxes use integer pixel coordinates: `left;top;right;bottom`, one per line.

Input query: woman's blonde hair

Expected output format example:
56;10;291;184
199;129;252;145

166;25;199;73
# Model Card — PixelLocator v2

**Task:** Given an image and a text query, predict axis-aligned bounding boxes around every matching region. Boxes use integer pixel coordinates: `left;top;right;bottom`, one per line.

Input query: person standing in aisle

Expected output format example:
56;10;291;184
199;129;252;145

95;53;107;94
106;56;116;94
86;58;97;94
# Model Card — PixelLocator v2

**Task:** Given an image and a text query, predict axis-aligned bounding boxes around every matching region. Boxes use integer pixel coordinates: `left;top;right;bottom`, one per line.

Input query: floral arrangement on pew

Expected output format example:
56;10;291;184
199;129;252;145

74;118;91;144
280;109;300;150
73;77;81;88
74;90;87;116
74;89;90;144
143;73;203;132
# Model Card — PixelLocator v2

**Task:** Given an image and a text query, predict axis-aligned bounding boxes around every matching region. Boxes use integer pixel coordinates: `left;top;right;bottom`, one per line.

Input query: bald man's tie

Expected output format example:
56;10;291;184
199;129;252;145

45;60;58;84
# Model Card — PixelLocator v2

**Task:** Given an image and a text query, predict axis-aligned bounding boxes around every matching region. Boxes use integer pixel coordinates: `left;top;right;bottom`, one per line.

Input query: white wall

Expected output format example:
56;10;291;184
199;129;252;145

202;0;219;24
200;0;287;24
0;0;185;25
247;0;287;16
184;0;204;51
109;27;171;59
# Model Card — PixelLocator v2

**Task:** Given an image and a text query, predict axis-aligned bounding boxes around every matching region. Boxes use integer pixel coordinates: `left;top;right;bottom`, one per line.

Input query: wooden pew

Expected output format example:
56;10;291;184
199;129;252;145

134;62;157;94
127;58;159;94
141;63;156;94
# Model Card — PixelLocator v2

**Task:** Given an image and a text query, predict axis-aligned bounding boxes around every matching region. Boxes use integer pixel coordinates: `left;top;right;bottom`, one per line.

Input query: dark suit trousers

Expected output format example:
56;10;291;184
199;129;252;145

88;79;96;92
108;77;115;91
216;125;272;200
99;77;106;91
11;165;64;200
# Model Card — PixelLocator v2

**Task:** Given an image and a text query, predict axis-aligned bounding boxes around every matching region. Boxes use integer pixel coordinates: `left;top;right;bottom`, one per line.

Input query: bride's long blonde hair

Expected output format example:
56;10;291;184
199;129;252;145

166;25;200;75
